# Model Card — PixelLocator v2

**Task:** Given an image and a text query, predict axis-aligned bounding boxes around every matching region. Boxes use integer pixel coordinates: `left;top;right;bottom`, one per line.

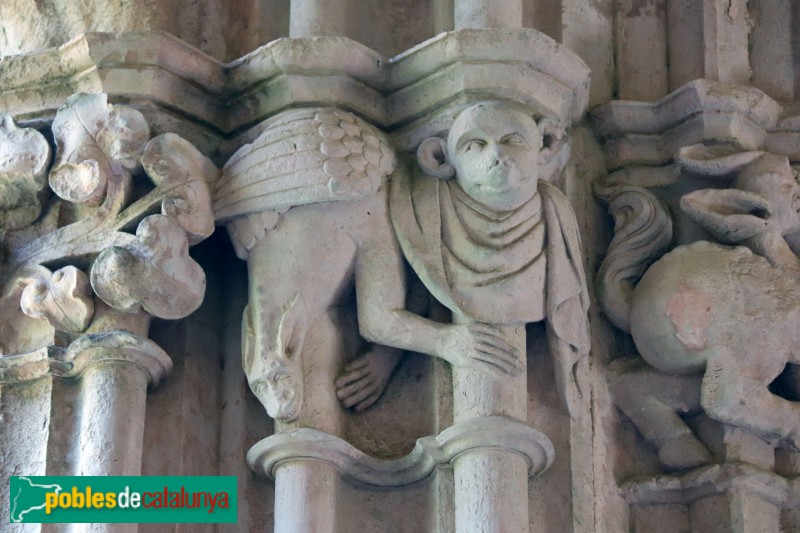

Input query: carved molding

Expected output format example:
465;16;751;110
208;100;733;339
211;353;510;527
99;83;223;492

248;416;554;487
591;79;800;169
622;464;799;509
0;331;172;386
53;331;173;386
0;347;51;384
0;29;590;158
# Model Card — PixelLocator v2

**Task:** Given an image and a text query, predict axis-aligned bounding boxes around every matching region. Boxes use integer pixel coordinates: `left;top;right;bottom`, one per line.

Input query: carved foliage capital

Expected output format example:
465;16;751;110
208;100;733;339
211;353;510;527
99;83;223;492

0;93;216;375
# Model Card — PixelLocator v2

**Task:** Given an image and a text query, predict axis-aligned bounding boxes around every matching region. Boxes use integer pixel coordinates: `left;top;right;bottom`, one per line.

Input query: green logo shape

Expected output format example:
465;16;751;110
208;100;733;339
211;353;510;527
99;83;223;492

9;476;237;524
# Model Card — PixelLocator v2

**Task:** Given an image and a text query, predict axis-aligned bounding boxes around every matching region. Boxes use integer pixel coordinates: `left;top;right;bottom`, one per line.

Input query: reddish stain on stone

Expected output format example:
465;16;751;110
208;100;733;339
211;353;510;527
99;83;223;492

665;284;711;351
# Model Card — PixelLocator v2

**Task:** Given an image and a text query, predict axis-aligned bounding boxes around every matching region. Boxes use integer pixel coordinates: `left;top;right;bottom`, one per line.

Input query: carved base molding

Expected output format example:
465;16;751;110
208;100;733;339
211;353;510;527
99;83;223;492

0;331;171;386
623;464;800;533
248;415;554;487
249;416;554;533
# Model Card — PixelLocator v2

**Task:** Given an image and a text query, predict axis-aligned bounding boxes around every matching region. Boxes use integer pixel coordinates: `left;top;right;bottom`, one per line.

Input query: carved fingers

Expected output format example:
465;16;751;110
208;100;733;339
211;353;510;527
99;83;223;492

439;323;523;375
335;346;402;412
335;371;382;412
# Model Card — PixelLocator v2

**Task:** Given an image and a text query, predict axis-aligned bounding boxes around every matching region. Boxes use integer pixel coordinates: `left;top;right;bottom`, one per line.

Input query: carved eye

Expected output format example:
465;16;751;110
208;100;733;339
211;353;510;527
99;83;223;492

462;139;485;153
271;371;291;384
501;133;526;146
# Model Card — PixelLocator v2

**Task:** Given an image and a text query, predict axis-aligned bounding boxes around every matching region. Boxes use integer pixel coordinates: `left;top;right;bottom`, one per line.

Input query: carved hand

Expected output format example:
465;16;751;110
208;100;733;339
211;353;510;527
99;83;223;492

436;323;523;375
335;344;403;412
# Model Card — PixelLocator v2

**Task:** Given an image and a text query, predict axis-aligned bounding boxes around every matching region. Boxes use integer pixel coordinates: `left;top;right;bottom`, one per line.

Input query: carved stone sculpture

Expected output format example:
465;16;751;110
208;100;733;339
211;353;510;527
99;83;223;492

215;108;402;423
599;147;800;470
223;99;591;533
0;91;216;493
0;98;215;352
385;100;590;533
393;101;590;414
220;102;592;426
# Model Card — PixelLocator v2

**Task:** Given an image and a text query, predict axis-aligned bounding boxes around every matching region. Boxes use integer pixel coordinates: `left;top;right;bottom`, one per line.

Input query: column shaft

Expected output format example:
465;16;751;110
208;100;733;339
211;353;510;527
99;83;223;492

451;320;529;533
75;363;149;477
290;0;347;37
454;0;523;29
274;461;339;533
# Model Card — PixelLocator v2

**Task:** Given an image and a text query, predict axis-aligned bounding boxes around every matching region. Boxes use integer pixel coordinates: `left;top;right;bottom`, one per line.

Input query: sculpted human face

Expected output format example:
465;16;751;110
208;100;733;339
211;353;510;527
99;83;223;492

447;104;542;212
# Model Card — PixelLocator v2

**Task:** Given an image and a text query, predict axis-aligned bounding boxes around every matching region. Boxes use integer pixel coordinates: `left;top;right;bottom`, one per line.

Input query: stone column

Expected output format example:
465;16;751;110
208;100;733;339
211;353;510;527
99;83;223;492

290;0;347;37
454;0;523;29
58;331;171;533
451;316;529;533
0;350;52;532
64;330;171;478
273;461;339;533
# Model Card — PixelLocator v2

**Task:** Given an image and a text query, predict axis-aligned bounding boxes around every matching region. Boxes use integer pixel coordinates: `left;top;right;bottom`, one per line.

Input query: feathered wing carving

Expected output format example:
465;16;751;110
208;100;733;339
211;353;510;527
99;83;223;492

214;108;396;259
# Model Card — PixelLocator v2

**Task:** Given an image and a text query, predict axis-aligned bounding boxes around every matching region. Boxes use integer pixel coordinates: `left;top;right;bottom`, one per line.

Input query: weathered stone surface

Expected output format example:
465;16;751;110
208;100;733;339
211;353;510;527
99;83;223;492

0;115;51;230
20;265;94;333
4;3;800;532
49;93;149;206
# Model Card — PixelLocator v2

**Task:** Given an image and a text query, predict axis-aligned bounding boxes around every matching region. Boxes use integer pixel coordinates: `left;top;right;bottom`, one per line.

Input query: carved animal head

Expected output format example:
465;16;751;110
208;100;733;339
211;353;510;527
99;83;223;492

417;101;568;211
242;294;307;422
678;146;800;242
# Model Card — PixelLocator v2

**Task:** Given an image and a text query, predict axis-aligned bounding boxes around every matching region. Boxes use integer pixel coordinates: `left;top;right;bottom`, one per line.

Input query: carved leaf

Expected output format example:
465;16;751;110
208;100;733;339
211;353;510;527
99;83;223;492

140;133;216;245
0;273;55;355
0;115;51;229
49;93;149;206
19;266;94;333
90;214;206;320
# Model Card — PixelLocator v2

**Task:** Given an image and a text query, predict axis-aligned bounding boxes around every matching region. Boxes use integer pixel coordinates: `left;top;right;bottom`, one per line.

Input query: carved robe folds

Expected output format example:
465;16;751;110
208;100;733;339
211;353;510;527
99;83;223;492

391;169;590;416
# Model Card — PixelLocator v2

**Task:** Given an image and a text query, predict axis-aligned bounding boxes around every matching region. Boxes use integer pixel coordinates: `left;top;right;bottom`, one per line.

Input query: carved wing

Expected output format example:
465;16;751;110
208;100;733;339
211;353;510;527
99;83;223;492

214;108;396;258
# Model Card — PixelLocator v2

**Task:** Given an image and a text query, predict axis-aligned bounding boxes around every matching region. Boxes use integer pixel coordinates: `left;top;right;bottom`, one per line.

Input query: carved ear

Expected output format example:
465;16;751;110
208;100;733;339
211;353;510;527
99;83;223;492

538;118;567;163
538;118;570;181
680;188;773;243
277;293;307;362
241;304;256;373
675;144;765;179
417;137;455;179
